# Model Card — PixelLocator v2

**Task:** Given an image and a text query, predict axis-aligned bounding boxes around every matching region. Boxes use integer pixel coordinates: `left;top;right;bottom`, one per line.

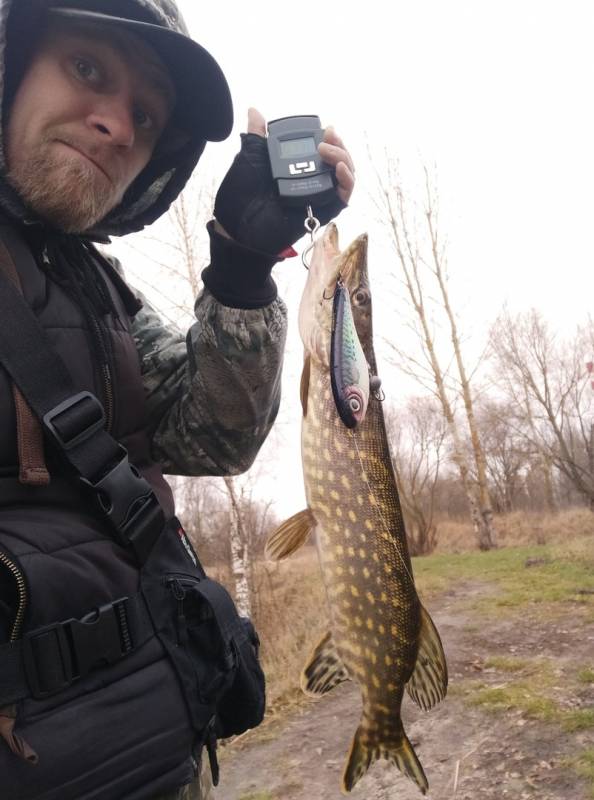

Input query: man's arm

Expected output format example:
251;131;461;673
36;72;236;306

132;288;287;476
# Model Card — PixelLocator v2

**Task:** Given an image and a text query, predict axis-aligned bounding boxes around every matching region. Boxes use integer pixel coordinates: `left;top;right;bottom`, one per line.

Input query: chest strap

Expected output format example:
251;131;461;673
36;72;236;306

0;246;164;565
0;593;154;704
0;238;49;486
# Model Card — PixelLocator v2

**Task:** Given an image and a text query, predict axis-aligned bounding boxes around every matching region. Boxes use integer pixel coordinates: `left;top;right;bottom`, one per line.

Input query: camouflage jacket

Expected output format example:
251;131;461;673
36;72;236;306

131;286;287;477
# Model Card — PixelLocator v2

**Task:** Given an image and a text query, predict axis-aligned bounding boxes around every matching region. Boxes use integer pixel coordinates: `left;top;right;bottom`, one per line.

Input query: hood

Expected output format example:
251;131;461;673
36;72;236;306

0;0;232;237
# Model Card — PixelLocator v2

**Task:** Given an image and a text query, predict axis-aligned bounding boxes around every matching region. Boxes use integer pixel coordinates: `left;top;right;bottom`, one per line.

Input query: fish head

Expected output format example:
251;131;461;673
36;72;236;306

298;223;370;367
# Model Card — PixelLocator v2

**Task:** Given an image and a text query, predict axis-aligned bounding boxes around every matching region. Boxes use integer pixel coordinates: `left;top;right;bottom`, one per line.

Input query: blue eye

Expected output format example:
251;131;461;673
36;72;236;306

75;57;100;83
132;107;154;130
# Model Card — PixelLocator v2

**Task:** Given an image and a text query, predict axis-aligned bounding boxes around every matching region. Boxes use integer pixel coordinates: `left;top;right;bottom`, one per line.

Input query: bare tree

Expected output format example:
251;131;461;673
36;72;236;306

387;397;447;555
369;152;496;549
490;309;594;510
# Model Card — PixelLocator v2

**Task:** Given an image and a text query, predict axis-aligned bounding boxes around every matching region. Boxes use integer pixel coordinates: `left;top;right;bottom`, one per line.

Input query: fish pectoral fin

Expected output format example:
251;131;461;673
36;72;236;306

300;355;311;417
406;603;448;711
264;508;315;560
301;630;350;696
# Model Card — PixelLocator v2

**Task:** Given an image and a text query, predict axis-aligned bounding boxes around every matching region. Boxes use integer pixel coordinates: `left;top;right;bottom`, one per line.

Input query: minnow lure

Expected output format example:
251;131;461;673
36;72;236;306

330;277;370;428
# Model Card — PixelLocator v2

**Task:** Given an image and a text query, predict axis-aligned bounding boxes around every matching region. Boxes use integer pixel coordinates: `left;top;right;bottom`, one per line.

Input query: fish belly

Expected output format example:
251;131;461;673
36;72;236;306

302;363;421;717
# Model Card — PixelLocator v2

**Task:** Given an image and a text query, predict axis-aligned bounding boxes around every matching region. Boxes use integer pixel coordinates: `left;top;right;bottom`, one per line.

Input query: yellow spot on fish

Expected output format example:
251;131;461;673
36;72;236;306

391;625;398;637
384;563;392;575
348;510;357;522
335;439;343;454
368;493;376;506
363;567;370;579
328;470;335;481
366;592;375;605
366;618;374;630
349;566;356;575
355;616;363;627
342;600;351;609
334;582;346;594
385;655;393;666
336;507;343;518
336;565;344;575
316;485;325;496
372;553;379;563
360;533;367;543
351;586;360;597
341;475;351;490
381;592;388;603
359;548;366;559
378;624;385;634
348;546;355;557
344;528;351;539
333;522;340;532
365;520;374;531
335;545;344;556
372;674;380;689
387;683;397;693
376;704;390;715
357;494;364;506
349;450;356;460
330;490;339;501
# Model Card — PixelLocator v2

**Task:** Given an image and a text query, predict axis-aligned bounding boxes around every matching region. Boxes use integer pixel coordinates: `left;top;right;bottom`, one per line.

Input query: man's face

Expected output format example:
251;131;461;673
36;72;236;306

4;20;175;232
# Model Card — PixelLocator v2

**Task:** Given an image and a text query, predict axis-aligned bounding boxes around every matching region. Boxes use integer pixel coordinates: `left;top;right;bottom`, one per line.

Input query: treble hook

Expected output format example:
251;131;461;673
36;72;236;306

302;204;321;270
323;273;342;300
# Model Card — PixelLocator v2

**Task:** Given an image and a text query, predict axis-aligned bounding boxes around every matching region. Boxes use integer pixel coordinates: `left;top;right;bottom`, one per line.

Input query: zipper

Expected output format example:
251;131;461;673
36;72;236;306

169;578;188;645
0;552;27;643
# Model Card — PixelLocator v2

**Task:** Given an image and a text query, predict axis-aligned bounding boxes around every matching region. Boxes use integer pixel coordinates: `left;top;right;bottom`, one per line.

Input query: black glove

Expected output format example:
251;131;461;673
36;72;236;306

214;133;346;256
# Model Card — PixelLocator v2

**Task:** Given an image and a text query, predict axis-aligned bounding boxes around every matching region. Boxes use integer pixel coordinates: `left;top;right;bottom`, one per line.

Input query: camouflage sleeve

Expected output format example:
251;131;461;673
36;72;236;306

130;288;287;476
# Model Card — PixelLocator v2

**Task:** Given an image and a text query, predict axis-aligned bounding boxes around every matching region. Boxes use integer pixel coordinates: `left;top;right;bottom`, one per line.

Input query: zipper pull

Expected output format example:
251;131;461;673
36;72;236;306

170;579;188;646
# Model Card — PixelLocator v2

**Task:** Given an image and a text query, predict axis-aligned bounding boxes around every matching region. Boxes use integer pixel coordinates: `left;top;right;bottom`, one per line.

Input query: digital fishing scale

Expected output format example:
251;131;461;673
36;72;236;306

267;115;337;207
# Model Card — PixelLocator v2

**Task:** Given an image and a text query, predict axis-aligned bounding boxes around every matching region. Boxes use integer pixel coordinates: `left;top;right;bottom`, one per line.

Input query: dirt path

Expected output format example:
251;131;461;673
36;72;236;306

216;582;594;800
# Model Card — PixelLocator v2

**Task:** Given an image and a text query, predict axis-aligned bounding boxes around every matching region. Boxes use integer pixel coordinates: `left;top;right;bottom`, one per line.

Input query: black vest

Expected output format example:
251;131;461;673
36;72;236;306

0;223;265;799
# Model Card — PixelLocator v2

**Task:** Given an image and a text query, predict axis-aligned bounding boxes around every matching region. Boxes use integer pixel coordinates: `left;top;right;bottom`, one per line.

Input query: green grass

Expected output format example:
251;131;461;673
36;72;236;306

563;709;594;732
573;749;594;798
413;540;594;615
579;667;594;684
484;655;532;672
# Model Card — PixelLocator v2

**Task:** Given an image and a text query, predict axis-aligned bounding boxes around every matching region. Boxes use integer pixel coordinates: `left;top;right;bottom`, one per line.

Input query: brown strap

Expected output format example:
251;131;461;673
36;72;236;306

0;238;50;485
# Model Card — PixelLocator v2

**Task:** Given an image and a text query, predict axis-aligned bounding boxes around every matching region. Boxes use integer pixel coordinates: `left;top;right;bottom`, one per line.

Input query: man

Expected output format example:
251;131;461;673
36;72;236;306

0;1;354;799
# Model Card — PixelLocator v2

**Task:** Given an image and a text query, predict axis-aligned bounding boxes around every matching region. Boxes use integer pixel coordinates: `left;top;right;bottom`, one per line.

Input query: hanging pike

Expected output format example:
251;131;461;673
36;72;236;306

266;223;448;795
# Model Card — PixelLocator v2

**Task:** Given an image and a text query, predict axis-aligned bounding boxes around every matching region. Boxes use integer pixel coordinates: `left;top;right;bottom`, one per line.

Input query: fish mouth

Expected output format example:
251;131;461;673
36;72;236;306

337;232;368;292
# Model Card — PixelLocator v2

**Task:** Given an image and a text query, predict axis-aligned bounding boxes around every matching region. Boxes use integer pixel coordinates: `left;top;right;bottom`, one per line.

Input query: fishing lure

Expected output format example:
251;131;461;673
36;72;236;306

330;277;370;428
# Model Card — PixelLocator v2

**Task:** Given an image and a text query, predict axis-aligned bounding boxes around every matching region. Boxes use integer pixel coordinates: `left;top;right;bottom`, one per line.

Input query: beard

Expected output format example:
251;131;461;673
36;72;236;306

6;136;125;233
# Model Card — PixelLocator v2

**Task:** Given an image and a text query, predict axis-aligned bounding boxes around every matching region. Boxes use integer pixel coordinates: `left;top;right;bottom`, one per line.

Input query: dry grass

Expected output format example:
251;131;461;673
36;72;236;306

435;508;594;552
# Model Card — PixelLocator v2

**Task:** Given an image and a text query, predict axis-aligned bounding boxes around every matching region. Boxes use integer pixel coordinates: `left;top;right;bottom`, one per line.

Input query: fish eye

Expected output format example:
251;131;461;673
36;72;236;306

349;397;361;412
352;288;370;306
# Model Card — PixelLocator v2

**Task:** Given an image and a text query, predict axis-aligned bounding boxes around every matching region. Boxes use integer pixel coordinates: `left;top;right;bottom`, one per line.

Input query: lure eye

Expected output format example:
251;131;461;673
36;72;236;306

352;288;370;306
349;397;361;412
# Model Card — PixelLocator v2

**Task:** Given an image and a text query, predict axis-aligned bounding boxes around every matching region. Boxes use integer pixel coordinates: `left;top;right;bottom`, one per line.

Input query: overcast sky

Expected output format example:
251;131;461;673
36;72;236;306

112;1;594;518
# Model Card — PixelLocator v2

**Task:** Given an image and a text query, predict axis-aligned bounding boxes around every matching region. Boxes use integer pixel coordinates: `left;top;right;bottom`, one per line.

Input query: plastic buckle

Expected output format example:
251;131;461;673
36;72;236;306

23;621;74;699
23;598;130;699
86;450;164;563
71;599;129;677
43;391;105;451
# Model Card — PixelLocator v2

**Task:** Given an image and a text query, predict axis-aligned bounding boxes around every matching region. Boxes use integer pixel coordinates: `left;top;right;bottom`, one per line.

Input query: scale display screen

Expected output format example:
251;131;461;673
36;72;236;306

279;137;317;159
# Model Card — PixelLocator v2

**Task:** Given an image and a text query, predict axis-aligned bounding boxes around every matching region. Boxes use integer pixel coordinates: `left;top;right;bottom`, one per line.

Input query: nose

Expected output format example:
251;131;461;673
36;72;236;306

86;96;135;148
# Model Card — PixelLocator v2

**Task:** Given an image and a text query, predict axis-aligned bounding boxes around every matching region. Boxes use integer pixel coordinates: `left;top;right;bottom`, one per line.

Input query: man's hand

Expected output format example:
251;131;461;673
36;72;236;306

213;108;355;256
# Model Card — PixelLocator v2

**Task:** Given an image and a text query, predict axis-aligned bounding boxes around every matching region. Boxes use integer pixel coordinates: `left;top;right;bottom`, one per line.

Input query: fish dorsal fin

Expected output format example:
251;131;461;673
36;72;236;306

301;630;350;696
300;355;311;417
406;603;448;711
264;508;315;561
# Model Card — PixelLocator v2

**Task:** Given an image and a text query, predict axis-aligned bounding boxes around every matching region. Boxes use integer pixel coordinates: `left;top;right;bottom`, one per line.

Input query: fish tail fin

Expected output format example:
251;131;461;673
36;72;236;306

341;725;373;794
383;732;429;795
342;725;428;795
